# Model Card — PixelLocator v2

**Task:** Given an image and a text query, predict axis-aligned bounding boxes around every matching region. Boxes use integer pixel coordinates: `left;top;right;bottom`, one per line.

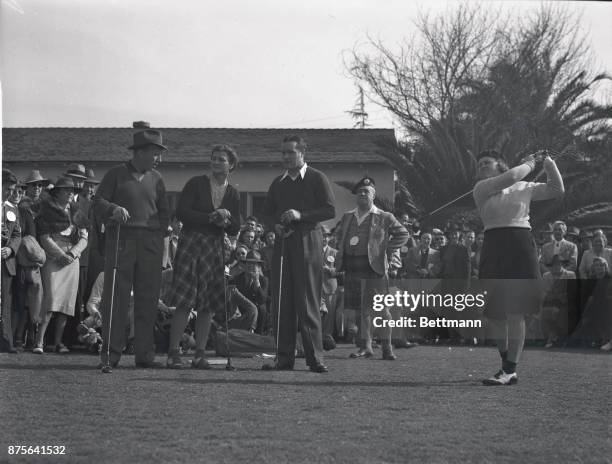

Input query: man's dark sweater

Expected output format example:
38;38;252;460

263;166;335;230
94;162;169;231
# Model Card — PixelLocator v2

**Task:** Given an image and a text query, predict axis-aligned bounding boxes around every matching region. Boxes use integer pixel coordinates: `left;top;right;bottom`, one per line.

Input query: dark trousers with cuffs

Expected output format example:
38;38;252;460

100;226;163;365
271;228;324;368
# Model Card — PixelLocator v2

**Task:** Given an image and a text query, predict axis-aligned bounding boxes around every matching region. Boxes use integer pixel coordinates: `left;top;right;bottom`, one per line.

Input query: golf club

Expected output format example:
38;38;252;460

101;222;120;374
221;234;235;371
423;149;575;218
263;227;288;370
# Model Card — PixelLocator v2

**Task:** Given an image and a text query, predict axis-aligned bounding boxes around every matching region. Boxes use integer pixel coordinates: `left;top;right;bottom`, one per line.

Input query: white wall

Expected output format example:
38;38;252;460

8;161;395;227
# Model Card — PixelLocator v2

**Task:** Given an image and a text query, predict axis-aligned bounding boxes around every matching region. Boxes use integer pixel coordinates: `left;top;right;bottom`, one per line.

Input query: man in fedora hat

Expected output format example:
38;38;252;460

64;164;88;193
13;170;49;350
2;169;22;352
94;128;169;368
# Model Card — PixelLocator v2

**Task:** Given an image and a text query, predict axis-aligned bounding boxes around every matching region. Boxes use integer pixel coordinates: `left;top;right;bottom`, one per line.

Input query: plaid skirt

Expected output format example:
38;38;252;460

166;229;225;314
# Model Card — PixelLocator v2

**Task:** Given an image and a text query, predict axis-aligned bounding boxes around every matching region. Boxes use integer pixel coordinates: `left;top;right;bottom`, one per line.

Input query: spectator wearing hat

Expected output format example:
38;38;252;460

33;177;88;354
540;221;578;273
94;129;170;368
1;169;22;352
320;225;339;350
63;163;88;194
334;176;409;360
165;144;241;369
262;135;335;373
13;170;49;349
228;250;268;333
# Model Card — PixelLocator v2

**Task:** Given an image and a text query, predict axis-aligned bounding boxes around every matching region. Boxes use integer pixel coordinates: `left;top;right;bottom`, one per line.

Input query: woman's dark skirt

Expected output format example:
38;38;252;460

479;227;542;319
343;255;385;312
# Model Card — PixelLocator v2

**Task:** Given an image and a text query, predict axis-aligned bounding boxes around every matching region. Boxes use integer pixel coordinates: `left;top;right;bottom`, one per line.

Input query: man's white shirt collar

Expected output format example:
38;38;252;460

349;205;379;225
280;163;308;181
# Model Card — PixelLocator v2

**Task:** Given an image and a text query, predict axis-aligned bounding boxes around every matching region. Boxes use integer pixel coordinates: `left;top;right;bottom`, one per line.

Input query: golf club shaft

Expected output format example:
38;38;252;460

425;149;565;218
104;222;121;369
220;234;233;368
274;231;286;363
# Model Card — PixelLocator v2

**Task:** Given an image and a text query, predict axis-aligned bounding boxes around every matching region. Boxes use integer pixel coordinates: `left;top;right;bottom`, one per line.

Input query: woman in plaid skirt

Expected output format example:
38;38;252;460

166;145;240;369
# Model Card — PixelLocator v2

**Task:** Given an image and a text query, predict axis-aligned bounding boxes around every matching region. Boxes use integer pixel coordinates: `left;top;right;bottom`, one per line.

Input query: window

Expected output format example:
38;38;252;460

240;192;267;222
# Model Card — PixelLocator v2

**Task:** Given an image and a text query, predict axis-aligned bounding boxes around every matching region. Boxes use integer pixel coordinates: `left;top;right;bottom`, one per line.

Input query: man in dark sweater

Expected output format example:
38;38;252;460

262;135;335;373
94;129;170;368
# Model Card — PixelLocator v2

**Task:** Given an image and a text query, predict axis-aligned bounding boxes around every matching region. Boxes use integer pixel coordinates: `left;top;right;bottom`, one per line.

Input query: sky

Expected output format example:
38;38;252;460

1;0;611;129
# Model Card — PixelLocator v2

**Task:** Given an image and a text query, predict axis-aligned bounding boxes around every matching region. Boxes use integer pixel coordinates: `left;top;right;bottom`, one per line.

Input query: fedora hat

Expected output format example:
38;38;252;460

23;170;50;186
84;168;101;185
128;129;167;150
64;163;88;180
50;176;80;193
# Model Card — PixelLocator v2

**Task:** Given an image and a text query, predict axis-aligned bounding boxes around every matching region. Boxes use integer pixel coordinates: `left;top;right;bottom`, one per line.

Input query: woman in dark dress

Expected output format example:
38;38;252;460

166;145;240;369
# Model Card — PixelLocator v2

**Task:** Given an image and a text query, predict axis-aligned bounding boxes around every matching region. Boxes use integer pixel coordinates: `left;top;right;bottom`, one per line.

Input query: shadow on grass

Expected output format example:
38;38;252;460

0;363;98;371
136;376;479;388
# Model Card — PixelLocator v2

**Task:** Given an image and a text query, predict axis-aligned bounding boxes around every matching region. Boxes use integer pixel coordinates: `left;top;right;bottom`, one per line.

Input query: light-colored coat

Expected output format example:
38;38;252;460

540;239;578;272
335;206;409;276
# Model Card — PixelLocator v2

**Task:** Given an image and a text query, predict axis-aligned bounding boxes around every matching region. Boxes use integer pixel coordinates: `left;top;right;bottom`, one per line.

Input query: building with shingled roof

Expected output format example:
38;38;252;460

2;127;397;225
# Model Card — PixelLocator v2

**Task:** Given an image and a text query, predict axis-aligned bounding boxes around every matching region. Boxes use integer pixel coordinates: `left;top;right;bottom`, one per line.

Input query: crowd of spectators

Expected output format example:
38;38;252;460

2;165;611;357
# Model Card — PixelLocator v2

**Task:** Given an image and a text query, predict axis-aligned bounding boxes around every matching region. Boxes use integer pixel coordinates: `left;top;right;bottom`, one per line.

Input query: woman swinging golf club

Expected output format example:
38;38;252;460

474;149;564;385
165;144;240;370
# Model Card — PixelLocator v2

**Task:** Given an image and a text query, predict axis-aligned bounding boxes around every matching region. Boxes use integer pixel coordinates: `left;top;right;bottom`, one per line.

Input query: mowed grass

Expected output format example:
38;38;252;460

1;345;610;464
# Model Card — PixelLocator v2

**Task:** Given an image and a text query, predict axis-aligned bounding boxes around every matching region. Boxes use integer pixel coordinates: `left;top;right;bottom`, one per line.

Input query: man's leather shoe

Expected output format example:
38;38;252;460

135;361;164;369
382;350;397;361
349;350;373;359
309;363;329;373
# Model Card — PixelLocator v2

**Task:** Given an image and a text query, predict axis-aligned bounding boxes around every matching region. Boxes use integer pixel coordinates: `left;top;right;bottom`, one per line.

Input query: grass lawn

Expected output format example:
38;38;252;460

1;344;610;463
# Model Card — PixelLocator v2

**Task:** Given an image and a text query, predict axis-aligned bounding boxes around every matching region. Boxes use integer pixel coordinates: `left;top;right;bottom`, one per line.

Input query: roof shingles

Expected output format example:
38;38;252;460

2;128;396;164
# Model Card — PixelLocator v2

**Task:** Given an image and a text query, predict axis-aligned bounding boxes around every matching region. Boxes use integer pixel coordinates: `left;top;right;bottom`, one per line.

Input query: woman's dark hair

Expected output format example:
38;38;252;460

477;149;508;173
211;144;239;172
